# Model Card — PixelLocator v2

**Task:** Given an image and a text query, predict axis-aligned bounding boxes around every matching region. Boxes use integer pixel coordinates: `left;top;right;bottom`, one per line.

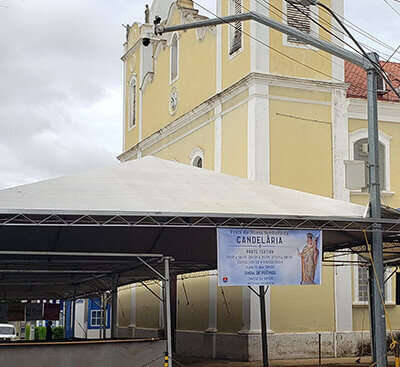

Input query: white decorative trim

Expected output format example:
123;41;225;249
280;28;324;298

282;0;319;49
119;72;347;161
128;74;137;131
189;147;204;166
170;32;180;85
349;128;391;192
122;59;127;152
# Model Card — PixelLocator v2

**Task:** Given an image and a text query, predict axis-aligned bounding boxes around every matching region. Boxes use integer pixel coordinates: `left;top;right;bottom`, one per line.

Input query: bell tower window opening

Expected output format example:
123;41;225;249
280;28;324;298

229;0;243;56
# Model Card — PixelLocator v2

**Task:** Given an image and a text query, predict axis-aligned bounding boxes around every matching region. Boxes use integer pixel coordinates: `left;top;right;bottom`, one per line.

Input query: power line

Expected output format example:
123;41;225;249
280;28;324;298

191;0;344;82
382;0;400;17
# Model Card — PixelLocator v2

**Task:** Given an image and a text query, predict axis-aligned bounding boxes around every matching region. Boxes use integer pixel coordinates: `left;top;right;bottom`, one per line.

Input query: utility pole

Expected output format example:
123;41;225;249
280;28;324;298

151;8;386;367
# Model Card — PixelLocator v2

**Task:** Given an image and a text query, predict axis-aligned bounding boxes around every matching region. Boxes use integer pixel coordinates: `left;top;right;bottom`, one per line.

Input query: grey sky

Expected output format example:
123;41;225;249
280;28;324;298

0;0;399;189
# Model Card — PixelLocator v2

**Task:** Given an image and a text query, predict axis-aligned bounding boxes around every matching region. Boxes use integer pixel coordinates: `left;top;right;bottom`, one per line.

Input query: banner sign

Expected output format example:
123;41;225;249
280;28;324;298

26;303;43;321
217;229;322;286
43;303;60;321
8;303;25;321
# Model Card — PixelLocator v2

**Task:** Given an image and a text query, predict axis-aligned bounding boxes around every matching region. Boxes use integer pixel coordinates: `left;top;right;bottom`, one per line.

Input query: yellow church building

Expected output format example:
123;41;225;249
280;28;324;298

116;0;400;360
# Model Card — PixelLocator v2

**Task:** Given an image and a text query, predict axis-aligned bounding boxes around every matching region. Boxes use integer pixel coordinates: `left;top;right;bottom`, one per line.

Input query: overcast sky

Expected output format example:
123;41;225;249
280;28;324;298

0;0;399;189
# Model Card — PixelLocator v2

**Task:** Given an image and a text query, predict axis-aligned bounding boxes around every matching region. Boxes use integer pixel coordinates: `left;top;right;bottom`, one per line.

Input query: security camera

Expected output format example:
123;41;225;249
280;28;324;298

142;38;151;47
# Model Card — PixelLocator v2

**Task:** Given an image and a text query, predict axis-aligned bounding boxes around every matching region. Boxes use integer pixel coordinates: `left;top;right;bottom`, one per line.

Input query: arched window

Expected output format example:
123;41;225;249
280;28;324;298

170;33;179;83
192;156;203;168
349;129;391;192
128;76;136;129
189;147;204;168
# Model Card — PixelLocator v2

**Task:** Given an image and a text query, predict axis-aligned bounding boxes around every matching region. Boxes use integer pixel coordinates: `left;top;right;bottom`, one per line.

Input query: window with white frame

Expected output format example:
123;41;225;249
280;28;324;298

229;0;243;55
349;129;391;192
170;33;179;83
90;310;101;327
128;77;136;129
283;0;318;46
354;138;386;192
355;255;392;304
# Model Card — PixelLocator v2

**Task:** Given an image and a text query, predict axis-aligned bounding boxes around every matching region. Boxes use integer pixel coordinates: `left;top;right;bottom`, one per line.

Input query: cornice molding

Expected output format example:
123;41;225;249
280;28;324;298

118;72;348;162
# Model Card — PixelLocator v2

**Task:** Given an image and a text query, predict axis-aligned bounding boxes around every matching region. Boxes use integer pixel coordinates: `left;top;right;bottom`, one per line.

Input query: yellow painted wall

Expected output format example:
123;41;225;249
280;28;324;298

217;286;243;333
140;8;216;140
151;118;215;170
177;276;209;331
135;283;161;329
220;0;251;90
118;287;132;327
271;265;335;332
268;0;333;81
269;87;333;196
221;100;248;178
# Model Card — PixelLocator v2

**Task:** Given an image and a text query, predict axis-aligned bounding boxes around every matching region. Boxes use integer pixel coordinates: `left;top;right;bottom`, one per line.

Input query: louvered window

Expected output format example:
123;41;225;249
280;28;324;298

129;78;136;129
230;0;242;55
287;2;311;44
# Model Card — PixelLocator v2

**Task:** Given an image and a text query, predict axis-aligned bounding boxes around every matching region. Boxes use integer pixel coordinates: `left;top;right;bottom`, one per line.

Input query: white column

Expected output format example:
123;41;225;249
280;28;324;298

207;271;218;332
247;82;270;182
130;285;136;337
245;80;271;334
215;103;222;173
250;0;269;74
334;254;353;331
331;86;353;332
240;287;271;333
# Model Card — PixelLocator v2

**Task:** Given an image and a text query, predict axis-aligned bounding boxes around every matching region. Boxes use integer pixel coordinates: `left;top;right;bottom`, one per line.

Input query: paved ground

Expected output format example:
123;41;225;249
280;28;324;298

174;356;396;367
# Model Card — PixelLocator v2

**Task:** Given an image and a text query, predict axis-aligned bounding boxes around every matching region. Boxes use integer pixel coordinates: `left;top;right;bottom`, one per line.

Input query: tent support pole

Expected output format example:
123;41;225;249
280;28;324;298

71;289;76;340
164;257;173;367
259;286;269;367
111;274;119;338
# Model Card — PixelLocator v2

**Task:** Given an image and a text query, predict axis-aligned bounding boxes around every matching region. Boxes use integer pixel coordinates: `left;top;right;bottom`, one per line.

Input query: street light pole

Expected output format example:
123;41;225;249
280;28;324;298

152;9;386;367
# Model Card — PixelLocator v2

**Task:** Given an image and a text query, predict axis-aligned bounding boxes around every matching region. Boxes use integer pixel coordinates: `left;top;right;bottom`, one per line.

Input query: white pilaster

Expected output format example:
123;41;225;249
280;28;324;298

241;287;271;333
207;271;218;331
130;285;136;337
214;103;222;173
334;254;353;331
245;79;271;334
247;82;270;182
331;0;345;83
216;0;222;93
250;0;269;74
332;88;349;202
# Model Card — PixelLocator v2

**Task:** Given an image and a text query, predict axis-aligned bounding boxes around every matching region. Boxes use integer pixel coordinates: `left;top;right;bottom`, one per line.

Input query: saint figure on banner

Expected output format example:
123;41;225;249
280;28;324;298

298;233;319;285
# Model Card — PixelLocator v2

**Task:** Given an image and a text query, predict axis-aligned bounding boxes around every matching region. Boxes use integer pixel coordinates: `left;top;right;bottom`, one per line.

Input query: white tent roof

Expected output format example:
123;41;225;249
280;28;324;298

0;156;365;218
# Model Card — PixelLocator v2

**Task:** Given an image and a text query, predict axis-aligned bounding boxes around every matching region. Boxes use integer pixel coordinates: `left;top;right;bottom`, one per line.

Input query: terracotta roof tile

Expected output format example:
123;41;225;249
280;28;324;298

345;61;400;103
